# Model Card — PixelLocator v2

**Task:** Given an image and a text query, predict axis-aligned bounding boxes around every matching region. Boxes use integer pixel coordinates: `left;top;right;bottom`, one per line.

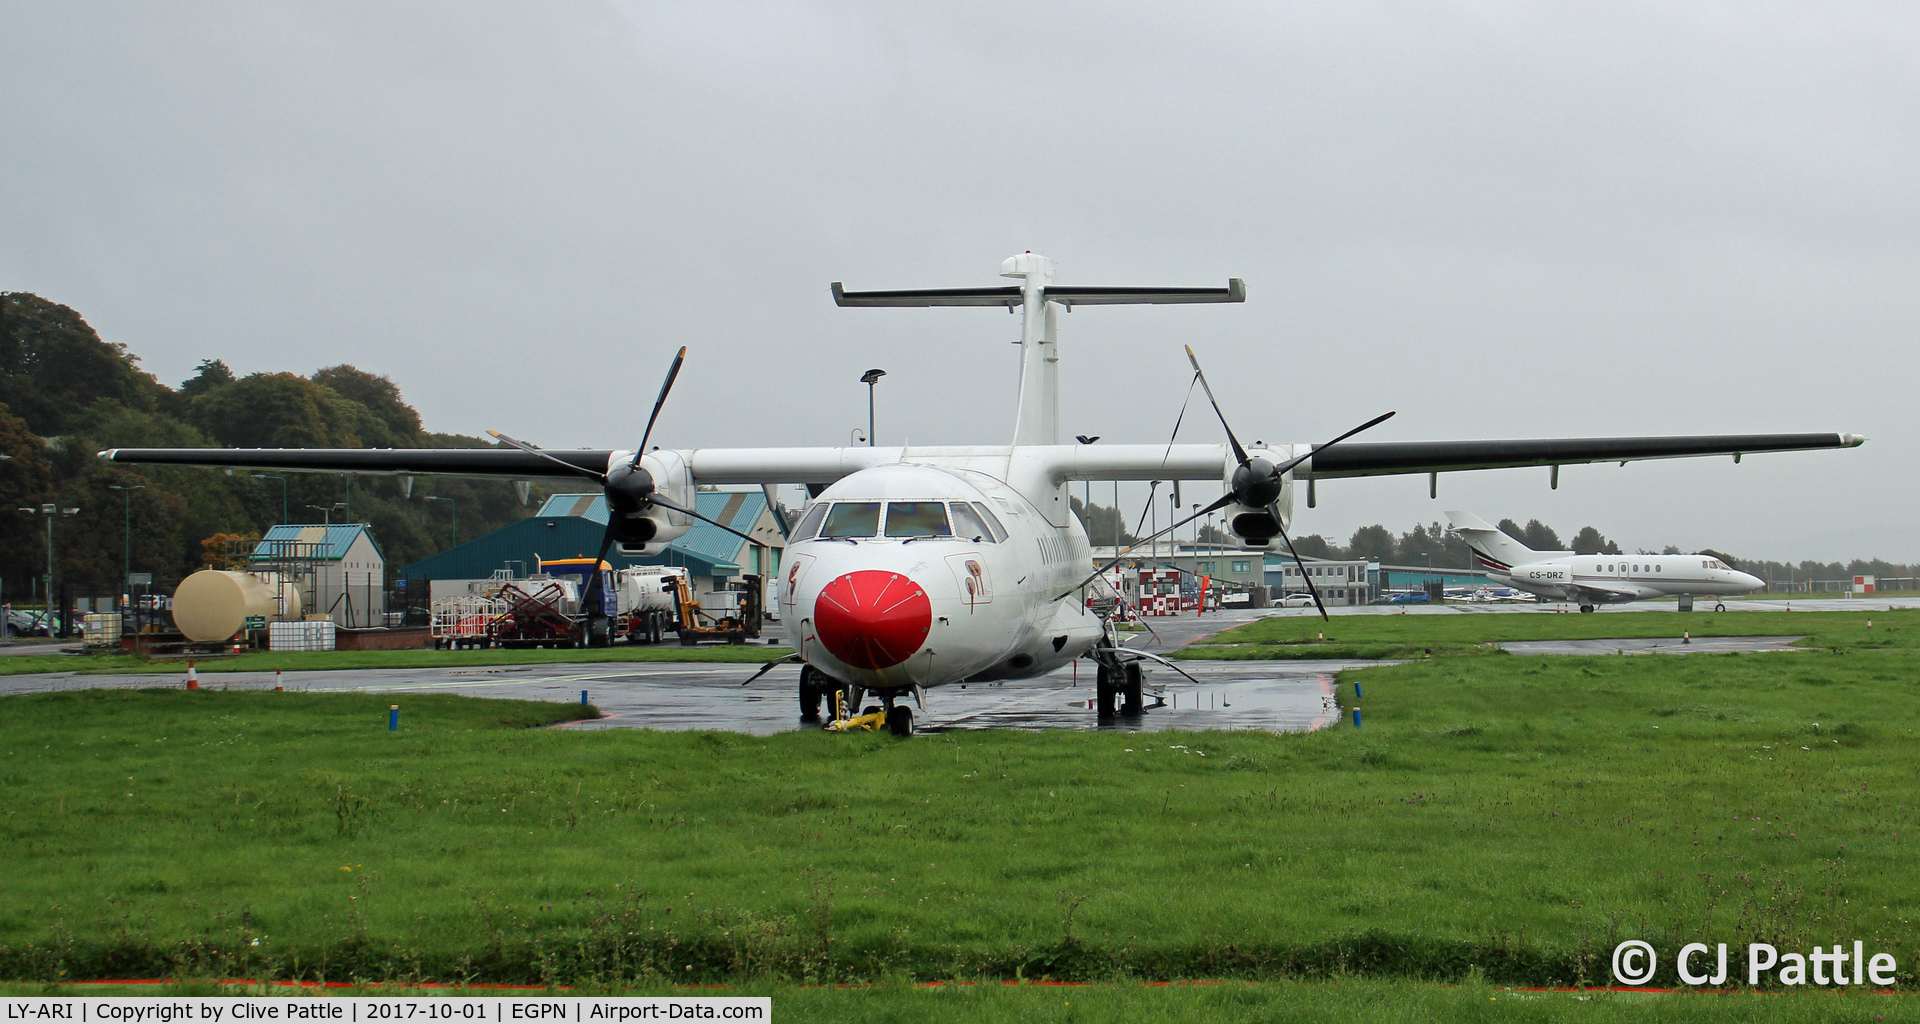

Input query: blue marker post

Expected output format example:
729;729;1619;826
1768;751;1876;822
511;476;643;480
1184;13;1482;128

1354;682;1363;699
581;690;589;706
389;705;399;731
1352;708;1362;728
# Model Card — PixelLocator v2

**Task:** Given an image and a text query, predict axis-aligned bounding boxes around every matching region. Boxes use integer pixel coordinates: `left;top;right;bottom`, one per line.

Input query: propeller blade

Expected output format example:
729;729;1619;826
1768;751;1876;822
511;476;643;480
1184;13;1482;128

740;653;803;686
488;430;606;481
1056;496;1232;602
1268;501;1328;621
1124;648;1205;687
1271;410;1397;477
578;523;619;638
632;346;688;467
1184;345;1249;466
650;494;759;545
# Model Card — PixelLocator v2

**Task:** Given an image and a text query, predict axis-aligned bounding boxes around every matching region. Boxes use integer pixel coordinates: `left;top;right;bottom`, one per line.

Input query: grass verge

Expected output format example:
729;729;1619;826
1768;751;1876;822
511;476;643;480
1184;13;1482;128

1189;609;1918;653
0;645;794;677
3;649;1919;988
2;979;1911;1022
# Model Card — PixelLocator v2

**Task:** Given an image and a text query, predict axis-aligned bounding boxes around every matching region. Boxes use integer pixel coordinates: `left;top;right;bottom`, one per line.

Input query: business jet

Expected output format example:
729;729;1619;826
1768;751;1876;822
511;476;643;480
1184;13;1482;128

1447;510;1764;612
102;253;1860;734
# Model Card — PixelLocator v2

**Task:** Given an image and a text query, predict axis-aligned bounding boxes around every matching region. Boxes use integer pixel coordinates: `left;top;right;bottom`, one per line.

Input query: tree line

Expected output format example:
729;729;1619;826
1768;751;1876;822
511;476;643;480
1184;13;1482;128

1071;499;1915;584
0;292;549;603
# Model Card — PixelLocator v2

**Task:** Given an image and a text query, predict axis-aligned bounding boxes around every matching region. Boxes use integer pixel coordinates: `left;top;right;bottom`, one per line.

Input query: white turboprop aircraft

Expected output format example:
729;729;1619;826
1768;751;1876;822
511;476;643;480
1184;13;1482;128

103;253;1861;734
1447;510;1765;612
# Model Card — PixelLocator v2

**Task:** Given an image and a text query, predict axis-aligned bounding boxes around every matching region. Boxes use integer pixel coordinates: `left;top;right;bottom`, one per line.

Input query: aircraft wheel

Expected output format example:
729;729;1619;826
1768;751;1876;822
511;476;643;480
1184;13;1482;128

1095;662;1117;718
1122;662;1145;716
799;682;822;720
886;705;913;736
1714;603;1727;612
1579;604;1595;614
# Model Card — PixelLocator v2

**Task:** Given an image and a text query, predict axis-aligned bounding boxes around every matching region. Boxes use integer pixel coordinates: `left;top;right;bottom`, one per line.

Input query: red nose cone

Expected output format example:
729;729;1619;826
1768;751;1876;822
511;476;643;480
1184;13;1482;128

814;570;932;670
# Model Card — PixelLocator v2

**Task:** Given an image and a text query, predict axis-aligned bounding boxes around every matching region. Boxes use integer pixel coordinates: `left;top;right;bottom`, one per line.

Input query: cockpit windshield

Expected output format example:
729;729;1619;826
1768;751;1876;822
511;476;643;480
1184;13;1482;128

1704;558;1731;570
792;502;829;540
949;502;995;543
885;502;951;538
819;502;882;539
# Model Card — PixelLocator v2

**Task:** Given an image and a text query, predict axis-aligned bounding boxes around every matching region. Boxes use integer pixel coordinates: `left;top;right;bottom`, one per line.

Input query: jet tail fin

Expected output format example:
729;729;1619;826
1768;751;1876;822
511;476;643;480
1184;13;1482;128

1445;510;1544;573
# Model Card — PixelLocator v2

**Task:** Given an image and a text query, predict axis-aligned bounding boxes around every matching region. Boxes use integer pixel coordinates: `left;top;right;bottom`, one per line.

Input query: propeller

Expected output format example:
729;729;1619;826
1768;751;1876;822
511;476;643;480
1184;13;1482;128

483;347;761;641
1058;347;1394;621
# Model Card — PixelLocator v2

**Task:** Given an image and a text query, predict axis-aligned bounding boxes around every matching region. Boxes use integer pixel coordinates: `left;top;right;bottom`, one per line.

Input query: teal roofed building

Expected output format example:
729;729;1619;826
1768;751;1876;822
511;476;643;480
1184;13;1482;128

249;524;387;627
399;490;787;609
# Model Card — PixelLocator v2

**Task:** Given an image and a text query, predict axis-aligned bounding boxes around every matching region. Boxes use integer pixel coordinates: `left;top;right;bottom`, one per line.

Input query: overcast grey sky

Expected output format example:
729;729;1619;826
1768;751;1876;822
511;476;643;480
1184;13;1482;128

3;2;1915;562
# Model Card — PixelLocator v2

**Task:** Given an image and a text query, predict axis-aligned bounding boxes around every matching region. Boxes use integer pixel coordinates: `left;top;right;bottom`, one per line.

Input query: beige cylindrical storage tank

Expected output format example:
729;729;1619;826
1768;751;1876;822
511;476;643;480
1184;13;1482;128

172;570;302;642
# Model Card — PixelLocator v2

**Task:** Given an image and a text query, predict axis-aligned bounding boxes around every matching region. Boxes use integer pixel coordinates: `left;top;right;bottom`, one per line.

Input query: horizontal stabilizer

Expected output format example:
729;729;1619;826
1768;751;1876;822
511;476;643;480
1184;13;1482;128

831;281;1246;308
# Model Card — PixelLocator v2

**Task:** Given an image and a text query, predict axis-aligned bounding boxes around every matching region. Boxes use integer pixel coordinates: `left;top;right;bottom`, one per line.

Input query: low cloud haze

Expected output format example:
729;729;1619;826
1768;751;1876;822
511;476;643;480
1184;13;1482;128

4;2;1914;561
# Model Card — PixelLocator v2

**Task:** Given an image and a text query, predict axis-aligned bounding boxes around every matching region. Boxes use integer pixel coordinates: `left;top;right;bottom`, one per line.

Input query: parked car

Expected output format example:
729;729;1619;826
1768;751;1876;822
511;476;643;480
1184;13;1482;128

1386;591;1431;604
1278;593;1316;607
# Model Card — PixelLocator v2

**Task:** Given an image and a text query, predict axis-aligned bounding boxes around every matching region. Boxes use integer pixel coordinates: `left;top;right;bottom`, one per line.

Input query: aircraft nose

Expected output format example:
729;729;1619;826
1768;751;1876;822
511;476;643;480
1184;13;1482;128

813;570;933;670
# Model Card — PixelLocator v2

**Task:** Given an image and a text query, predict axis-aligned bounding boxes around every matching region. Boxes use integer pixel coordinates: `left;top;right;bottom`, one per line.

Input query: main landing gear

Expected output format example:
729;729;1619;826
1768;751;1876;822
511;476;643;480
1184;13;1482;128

1095;661;1144;719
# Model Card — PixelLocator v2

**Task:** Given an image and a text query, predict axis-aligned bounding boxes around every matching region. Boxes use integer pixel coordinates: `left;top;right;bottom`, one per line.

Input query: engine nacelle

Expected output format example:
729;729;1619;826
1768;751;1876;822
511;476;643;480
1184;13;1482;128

1220;443;1295;549
610;448;696;556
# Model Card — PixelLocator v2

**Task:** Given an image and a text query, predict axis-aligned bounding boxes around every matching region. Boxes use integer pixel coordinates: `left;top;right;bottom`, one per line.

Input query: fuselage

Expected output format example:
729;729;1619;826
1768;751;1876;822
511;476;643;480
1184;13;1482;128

779;464;1105;693
1491;554;1763;603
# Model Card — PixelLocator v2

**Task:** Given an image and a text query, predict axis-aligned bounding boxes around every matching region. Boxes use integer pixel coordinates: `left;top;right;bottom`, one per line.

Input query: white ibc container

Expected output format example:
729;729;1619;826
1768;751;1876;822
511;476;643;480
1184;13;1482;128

268;619;336;652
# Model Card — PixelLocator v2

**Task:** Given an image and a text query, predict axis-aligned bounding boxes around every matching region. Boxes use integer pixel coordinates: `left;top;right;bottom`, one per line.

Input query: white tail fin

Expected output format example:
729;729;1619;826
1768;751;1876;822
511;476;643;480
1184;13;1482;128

1445;510;1552;572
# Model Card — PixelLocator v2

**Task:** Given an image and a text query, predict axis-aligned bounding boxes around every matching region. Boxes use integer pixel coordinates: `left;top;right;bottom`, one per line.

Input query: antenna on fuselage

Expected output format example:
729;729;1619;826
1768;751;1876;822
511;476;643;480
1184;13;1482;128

831;254;1246;446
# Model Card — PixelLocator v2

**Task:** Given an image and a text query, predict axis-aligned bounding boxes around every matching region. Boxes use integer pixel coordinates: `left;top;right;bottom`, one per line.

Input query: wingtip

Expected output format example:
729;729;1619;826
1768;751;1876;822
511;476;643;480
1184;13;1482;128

1845;433;1868;447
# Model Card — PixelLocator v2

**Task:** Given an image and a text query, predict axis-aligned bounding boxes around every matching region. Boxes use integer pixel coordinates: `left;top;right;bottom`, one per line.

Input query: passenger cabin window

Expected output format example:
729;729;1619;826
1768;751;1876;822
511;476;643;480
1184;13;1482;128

885;502;951;538
969;502;1010;542
819;502;882;538
948;502;995;542
793;503;829;540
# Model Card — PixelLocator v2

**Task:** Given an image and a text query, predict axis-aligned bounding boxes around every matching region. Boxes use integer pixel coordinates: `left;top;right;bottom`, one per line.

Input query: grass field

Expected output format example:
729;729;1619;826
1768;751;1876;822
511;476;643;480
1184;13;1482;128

1176;609;1919;659
4;979;1912;1022
3;636;1918;997
0;644;793;677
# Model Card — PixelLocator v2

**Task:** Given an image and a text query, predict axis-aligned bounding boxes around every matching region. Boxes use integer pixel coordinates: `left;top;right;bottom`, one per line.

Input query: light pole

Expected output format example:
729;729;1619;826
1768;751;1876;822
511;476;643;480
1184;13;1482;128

253;474;288;524
860;368;886;447
108;485;144;596
16;503;78;625
306;503;346;525
426;496;457;549
1074;435;1099;538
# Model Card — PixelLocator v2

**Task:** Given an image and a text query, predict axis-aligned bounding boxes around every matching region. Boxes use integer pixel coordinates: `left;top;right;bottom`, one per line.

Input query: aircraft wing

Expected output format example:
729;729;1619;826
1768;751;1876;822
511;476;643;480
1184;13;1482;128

97;447;616;478
1569;580;1643;601
1302;432;1864;479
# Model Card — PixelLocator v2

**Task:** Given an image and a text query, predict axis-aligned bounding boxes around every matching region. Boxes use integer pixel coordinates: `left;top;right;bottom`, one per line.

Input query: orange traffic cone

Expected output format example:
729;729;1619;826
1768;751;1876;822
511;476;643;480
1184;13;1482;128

186;660;199;690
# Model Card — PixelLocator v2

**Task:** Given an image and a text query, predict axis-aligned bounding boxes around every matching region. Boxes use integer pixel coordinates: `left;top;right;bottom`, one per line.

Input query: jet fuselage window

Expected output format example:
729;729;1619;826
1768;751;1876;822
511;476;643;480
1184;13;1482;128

819;502;882;538
793;503;829;540
949;502;996;543
885;502;952;538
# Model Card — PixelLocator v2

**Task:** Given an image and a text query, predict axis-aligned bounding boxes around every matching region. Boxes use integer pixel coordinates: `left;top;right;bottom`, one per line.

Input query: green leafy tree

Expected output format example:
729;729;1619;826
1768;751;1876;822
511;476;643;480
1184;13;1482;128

1346;524;1396;561
1569;526;1623;555
1069;497;1139;546
311;365;422;442
178;359;236;403
0;293;169;436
